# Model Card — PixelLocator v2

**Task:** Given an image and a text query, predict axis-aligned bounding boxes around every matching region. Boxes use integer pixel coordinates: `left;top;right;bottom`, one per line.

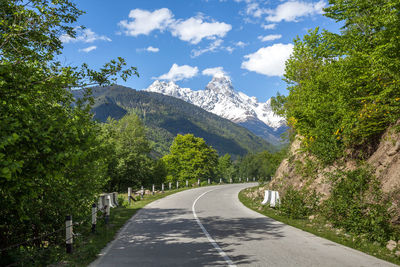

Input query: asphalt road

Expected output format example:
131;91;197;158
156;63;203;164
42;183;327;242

90;183;396;267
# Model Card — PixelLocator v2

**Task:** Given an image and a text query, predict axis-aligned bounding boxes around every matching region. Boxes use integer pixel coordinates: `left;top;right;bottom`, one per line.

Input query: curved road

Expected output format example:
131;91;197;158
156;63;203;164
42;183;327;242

91;184;395;267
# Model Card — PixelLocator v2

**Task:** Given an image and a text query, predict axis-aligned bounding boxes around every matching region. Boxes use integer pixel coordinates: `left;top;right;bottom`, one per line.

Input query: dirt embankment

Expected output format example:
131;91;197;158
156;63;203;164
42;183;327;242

266;120;400;208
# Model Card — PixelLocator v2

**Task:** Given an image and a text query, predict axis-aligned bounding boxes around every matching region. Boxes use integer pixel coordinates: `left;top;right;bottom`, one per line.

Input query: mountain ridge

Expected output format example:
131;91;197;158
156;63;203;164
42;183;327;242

73;85;275;158
145;75;287;144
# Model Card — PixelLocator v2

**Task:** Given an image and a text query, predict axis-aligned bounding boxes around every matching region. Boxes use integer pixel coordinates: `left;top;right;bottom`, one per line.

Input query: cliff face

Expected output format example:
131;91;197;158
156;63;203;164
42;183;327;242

269;120;400;202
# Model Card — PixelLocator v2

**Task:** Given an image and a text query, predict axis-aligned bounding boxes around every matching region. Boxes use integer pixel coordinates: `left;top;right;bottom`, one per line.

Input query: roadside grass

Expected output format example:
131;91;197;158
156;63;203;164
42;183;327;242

59;187;191;266
239;186;400;266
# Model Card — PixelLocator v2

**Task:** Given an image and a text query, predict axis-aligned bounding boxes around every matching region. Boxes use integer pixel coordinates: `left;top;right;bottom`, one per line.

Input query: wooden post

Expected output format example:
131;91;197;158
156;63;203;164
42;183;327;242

152;184;155;195
253;177;255;182
247;177;249;182
208;178;210;185
219;178;222;184
141;186;144;199
65;215;73;253
91;203;97;233
113;192;118;206
128;187;132;205
239;177;241;182
105;196;110;224
176;181;179;189
186;180;188;187
198;179;200;186
169;182;171;190
230;178;232;183
162;183;164;193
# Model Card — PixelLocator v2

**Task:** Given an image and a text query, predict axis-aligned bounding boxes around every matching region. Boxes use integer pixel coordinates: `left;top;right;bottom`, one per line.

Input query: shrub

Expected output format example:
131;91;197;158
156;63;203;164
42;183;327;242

279;186;320;219
323;168;392;243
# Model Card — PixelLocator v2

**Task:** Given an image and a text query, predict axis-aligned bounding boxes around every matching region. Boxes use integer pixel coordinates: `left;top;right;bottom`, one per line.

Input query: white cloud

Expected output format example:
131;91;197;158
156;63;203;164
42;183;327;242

146;46;159;52
258;34;282;42
245;2;268;18
118;9;231;45
170;16;232;44
202;67;229;78
241;43;294;76
79;46;97;53
235;41;248;47
60;27;111;43
191;39;223;57
119;8;174;36
155;63;199;81
266;1;326;22
261;23;276;30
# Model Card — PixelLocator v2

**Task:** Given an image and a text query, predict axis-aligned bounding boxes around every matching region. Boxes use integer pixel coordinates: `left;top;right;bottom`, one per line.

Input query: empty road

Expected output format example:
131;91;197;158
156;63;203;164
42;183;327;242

91;184;396;266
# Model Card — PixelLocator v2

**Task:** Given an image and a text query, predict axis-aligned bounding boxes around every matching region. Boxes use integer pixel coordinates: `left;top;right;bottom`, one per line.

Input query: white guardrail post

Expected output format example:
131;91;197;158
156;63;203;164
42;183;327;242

91;203;97;233
65;215;73;253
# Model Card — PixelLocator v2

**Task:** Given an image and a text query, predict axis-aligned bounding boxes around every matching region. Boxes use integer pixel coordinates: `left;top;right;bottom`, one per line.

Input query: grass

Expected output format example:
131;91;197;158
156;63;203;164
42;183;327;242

239;186;400;266
58;187;193;266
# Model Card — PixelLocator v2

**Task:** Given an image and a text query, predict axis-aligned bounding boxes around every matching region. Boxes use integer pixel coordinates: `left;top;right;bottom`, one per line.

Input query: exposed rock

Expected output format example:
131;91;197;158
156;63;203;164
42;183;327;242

266;120;400;221
386;240;397;251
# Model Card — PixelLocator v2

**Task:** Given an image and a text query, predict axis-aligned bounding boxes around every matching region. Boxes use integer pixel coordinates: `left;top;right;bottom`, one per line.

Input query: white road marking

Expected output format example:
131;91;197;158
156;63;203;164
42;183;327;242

192;189;237;267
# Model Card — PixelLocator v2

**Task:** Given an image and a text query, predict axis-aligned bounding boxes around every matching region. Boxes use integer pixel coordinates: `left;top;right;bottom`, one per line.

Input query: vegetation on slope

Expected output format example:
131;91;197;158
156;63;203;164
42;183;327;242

272;0;400;164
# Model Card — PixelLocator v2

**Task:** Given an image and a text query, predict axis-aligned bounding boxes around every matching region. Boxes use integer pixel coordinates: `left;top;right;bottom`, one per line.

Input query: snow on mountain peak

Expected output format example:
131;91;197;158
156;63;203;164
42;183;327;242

145;78;286;130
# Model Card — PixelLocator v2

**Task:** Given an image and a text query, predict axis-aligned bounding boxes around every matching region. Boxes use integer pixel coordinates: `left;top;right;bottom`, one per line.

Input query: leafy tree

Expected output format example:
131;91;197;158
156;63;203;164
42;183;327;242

236;149;287;181
162;134;218;184
0;0;137;264
272;0;400;163
217;154;236;182
102;113;154;192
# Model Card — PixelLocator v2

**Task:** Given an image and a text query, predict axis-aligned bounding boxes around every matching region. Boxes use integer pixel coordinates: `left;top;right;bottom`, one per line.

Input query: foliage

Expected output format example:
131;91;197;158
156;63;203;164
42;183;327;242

217;154;236;181
279;186;320;219
323;168;392;243
236;147;287;181
162;134;219;183
0;0;137;264
101;113;164;192
272;0;400;163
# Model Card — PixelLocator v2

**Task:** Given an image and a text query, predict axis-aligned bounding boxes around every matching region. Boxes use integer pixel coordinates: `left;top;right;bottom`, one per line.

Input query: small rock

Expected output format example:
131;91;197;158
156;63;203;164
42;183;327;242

386;240;397;251
395;250;400;257
308;215;315;221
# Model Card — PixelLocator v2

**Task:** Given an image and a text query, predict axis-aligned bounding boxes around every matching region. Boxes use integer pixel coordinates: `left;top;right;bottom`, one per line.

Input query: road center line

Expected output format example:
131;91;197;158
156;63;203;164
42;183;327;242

192;189;237;267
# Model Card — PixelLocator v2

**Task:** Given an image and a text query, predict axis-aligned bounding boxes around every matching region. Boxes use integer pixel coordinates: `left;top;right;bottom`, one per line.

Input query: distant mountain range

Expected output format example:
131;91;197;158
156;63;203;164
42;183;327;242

146;74;287;145
72;85;274;158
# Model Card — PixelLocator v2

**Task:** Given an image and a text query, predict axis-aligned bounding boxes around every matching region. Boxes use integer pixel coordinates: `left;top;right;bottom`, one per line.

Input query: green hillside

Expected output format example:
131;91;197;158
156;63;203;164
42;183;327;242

73;85;274;158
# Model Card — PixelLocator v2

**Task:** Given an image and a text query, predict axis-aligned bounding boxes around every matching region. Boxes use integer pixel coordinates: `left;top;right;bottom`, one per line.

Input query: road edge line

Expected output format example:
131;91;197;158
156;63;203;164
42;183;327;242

192;189;237;267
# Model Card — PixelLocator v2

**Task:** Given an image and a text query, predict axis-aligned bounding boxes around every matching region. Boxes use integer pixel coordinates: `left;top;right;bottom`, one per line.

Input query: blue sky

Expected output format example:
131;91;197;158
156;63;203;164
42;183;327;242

60;0;341;102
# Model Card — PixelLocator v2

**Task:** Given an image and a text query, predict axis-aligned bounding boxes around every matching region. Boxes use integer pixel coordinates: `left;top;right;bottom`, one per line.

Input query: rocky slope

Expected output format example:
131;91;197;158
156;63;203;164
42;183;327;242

145;75;287;145
268;120;400;220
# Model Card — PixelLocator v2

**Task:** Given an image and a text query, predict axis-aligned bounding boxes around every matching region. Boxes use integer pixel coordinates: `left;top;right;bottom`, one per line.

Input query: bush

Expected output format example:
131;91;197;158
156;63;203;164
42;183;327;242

323;168;392;243
279;186;320;219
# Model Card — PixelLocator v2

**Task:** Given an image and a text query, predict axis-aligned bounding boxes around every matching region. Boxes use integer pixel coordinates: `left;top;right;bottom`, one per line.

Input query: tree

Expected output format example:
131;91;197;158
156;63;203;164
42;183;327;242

102;113;156;191
0;1;137;264
272;0;400;163
162;134;218;184
217;154;236;182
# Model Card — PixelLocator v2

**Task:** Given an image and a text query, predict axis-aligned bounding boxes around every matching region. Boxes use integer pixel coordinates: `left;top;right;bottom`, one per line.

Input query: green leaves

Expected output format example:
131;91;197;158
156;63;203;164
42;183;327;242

162;134;219;183
273;0;400;163
323;168;392;243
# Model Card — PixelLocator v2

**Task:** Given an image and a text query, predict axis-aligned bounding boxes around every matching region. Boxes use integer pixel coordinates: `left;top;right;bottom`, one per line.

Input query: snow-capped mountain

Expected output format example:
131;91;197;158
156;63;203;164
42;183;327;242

145;75;287;144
